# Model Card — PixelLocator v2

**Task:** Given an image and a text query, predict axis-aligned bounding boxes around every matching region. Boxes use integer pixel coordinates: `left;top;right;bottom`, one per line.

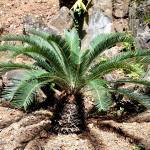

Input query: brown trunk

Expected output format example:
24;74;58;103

51;93;86;134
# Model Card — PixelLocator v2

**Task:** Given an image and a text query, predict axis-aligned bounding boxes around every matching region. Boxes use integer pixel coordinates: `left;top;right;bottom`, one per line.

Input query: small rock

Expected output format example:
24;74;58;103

88;123;94;129
113;0;130;18
24;140;42;150
48;6;73;34
40;130;48;138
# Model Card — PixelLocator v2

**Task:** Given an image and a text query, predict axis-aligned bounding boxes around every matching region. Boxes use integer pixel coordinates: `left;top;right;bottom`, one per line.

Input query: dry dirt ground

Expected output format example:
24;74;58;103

0;0;150;150
0;0;59;34
0;105;150;150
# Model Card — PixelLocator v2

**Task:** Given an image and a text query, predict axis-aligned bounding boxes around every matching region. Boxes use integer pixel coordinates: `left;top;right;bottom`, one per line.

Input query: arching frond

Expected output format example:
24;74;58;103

27;29;74;81
106;49;150;63
1;34;67;75
0;62;36;75
27;28;70;60
2;70;48;100
81;33;133;69
12;45;67;75
116;88;150;109
26;28;50;39
1;69;57;110
87;62;133;81
24;52;54;72
0;34;55;51
65;28;81;65
111;79;150;87
87;50;150;80
0;45;24;52
11;79;50;110
136;56;150;64
88;79;112;111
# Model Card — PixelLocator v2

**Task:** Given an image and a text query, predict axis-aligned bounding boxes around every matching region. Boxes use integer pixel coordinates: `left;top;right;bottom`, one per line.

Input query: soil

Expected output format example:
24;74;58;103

0;105;150;150
0;0;59;35
0;0;150;150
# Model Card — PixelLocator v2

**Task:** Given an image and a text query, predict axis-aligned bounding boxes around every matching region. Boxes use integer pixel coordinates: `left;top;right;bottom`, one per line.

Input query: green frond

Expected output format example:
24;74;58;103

48;34;71;60
0;34;37;46
1;69;53;110
87;49;150;80
1;69;58;110
0;45;24;52
0;34;54;51
12;45;67;75
0;62;36;75
1;34;68;74
25;52;54;72
87;62;133;81
65;28;81;65
88;79;112;111
136;56;150;64
108;49;150;64
116;88;150;109
11;79;50;110
86;32;134;65
2;70;48;100
78;49;90;75
112;79;150;87
64;28;83;90
27;28;70;60
26;28;50;39
89;49;150;75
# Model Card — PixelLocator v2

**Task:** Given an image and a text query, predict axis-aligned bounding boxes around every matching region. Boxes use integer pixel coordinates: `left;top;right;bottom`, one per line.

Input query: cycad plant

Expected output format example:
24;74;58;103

0;28;150;134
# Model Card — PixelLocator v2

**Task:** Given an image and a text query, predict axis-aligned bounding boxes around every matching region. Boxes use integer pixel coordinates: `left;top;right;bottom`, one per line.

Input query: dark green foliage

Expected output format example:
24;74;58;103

0;28;150;112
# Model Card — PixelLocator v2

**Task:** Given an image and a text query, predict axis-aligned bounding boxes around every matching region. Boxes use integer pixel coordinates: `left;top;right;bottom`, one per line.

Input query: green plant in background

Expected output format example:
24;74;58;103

144;16;150;23
123;42;135;51
122;31;136;51
122;63;144;79
71;0;87;39
71;0;93;39
71;0;87;13
128;63;144;79
0;29;150;134
132;144;145;150
131;0;145;5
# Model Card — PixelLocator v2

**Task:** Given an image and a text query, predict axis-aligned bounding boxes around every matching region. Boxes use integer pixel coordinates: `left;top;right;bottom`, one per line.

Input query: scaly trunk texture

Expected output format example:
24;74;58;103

51;93;86;134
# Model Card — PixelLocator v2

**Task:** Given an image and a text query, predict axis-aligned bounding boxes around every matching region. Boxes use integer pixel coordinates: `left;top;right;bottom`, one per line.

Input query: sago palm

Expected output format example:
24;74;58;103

0;28;150;134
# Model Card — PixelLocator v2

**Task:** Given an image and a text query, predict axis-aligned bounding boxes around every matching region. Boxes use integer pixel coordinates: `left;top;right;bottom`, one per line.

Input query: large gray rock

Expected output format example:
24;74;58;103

129;0;150;48
23;6;73;35
48;6;73;34
82;0;113;49
2;70;26;87
23;15;59;35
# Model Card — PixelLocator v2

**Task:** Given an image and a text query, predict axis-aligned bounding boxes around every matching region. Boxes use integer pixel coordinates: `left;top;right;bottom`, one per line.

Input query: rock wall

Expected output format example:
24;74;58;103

129;0;150;48
0;0;148;49
81;0;149;49
82;0;130;49
112;0;130;32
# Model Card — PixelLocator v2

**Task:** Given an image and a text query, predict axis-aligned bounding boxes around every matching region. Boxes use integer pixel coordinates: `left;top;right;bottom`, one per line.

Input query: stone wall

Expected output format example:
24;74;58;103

81;0;149;49
129;0;150;48
82;0;130;49
112;0;130;32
